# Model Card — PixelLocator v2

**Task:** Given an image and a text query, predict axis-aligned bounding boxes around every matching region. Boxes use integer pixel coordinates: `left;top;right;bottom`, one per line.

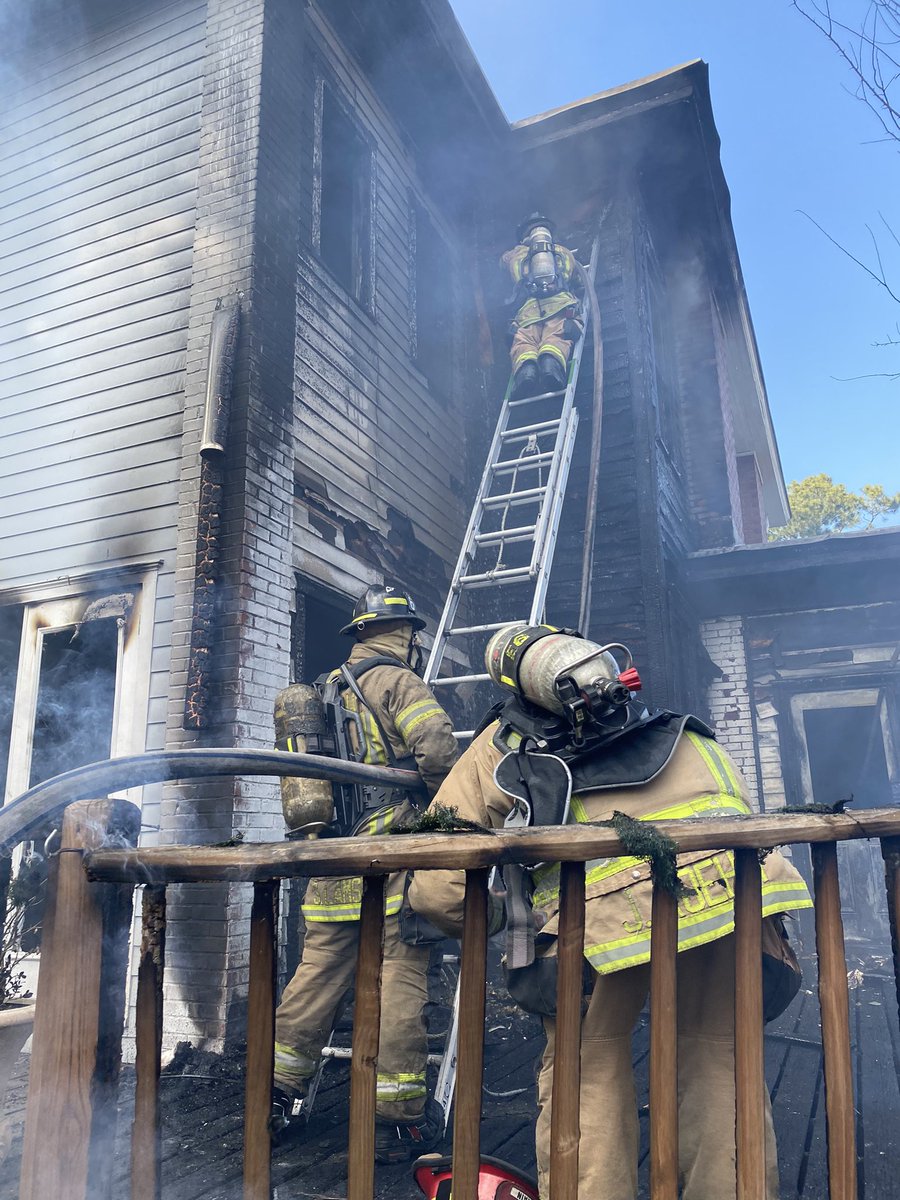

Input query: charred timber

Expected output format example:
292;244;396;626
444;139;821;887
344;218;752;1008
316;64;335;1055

84;807;900;884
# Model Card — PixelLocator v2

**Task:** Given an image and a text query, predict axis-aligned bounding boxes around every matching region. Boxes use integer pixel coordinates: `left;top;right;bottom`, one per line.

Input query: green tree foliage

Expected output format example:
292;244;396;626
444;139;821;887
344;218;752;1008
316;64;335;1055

769;474;900;540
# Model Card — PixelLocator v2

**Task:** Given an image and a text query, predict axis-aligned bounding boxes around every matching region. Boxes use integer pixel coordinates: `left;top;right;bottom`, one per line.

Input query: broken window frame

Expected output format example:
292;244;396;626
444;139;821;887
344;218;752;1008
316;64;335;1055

407;191;457;405
0;566;158;815
311;72;377;314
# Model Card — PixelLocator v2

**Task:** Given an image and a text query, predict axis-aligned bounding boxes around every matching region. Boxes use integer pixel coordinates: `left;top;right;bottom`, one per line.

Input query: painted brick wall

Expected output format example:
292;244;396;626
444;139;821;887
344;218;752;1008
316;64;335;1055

700;616;760;807
159;0;302;1049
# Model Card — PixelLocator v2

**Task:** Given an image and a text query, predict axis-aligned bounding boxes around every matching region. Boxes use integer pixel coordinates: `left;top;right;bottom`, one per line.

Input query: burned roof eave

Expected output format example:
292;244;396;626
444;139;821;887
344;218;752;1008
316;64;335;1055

510;60;789;527
687;68;789;527
685;526;900;617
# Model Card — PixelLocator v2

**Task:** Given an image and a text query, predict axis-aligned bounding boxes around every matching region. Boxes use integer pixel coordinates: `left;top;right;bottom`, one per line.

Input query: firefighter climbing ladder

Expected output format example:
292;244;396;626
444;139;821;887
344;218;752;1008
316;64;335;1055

296;234;600;1131
425;234;601;1127
422;234;601;729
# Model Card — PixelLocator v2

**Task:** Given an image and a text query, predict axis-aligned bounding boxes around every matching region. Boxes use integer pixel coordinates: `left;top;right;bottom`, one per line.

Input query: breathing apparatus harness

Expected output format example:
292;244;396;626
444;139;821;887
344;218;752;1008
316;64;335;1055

307;655;423;838
481;626;719;1015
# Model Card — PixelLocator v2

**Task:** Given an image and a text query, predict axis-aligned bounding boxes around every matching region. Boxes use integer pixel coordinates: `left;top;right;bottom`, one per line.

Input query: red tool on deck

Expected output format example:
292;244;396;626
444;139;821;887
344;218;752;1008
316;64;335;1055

412;1154;539;1200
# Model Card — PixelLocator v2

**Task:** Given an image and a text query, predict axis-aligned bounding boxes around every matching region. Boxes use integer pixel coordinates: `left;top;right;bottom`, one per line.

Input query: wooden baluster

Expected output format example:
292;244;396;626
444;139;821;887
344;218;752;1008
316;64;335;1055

880;836;900;1029
734;849;766;1200
19;798;140;1200
812;842;857;1200
132;886;166;1200
452;869;489;1200
550;861;585;1200
649;884;678;1200
347;875;386;1200
243;881;278;1200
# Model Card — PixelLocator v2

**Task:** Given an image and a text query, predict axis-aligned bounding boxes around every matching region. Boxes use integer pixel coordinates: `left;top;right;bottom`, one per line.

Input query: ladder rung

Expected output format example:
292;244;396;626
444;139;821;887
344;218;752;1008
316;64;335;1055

447;622;520;636
492;451;555;472
507;388;567;407
483;486;547;508
501;419;561;443
473;527;537;546
452;730;477;740
459;566;533;586
431;673;491;687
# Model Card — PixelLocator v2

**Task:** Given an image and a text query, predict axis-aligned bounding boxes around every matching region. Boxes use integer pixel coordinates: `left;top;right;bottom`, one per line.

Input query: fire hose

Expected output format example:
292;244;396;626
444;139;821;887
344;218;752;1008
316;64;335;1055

0;748;427;855
574;255;604;638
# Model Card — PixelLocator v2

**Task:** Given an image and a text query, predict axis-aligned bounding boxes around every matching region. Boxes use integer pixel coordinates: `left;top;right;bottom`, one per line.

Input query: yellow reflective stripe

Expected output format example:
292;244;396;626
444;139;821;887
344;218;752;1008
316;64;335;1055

353;612;379;622
685;731;734;799
705;738;744;801
397;698;443;737
377;1077;427;1100
383;596;411;606
360;708;388;765
532;791;752;909
303;893;403;922
364;806;398;835
513;349;539;368
584;878;813;974
538;342;568;367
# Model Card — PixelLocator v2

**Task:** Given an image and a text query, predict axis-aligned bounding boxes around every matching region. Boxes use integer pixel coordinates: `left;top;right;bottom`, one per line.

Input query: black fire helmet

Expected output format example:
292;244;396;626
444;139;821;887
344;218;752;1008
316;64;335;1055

517;212;556;243
340;585;427;637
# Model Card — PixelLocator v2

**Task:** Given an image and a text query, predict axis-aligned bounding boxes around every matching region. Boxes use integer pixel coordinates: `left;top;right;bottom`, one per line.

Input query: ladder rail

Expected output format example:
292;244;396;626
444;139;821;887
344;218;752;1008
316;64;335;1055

423;382;516;686
425;233;600;694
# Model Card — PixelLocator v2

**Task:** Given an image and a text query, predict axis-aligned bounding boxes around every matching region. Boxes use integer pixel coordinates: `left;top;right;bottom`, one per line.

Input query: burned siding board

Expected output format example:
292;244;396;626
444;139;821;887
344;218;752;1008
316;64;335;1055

0;0;204;592
293;13;471;581
548;211;647;643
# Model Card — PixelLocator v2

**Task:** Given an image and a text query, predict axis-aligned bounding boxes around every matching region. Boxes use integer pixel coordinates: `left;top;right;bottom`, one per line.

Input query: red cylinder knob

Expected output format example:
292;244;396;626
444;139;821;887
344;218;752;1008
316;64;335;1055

619;666;642;692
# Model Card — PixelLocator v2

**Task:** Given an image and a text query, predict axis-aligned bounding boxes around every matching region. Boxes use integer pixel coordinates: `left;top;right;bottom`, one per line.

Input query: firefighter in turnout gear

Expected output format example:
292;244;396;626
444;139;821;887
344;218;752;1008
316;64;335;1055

409;624;812;1200
272;586;458;1161
502;214;583;400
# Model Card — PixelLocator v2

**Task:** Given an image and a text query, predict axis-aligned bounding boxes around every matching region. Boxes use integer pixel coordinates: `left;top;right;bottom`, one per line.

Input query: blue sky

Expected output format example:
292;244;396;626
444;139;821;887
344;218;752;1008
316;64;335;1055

449;0;900;497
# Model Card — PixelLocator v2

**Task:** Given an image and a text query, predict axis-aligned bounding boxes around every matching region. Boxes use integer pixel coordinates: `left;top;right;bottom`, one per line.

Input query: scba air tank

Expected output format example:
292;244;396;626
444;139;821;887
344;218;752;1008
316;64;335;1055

485;624;631;716
273;684;334;837
525;223;559;295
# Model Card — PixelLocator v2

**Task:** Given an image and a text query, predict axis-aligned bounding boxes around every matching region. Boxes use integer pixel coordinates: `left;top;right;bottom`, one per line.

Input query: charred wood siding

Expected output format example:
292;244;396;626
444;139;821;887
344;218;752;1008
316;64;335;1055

0;0;205;588
548;208;650;673
291;12;471;617
547;202;713;716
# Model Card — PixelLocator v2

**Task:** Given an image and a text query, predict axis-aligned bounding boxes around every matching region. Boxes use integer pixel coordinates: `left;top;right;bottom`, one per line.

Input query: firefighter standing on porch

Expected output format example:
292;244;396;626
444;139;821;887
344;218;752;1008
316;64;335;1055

409;623;813;1200
502;214;583;400
272;586;458;1162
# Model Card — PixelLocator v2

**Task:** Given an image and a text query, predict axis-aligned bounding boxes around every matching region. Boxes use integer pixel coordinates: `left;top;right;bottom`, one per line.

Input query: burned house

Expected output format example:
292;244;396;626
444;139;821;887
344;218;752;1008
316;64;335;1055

1;0;898;1064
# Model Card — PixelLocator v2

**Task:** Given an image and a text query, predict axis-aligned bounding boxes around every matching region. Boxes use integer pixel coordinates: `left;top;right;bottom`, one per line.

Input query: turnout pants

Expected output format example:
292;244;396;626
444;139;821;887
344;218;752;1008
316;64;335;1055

536;936;779;1200
510;314;579;376
274;915;431;1122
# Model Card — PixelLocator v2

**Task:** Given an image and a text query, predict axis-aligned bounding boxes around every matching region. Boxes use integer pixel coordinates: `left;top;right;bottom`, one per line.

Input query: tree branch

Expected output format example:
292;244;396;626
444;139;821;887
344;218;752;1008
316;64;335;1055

798;209;900;303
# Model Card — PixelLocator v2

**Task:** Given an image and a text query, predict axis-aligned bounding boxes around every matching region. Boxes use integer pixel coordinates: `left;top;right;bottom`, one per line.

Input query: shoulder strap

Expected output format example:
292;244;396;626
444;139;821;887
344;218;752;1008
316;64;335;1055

338;658;403;767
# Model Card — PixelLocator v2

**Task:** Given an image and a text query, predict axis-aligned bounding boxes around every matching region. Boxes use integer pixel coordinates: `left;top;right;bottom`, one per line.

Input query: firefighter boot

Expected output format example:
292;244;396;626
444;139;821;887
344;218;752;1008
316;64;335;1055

510;360;539;400
269;1084;308;1144
538;352;567;394
375;1100;444;1164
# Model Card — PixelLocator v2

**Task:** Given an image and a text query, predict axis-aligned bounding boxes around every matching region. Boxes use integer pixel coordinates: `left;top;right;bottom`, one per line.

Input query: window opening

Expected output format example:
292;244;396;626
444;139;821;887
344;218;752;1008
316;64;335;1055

28;618;118;789
318;85;373;308
410;199;454;401
0;606;22;798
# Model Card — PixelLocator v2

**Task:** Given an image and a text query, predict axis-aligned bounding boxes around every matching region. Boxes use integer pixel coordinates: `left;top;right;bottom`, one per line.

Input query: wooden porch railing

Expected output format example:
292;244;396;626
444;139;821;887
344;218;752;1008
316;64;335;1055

6;751;900;1200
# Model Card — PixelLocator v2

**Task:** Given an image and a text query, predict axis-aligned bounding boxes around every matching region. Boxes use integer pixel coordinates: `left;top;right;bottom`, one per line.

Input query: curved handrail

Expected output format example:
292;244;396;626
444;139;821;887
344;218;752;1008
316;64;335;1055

0;748;426;853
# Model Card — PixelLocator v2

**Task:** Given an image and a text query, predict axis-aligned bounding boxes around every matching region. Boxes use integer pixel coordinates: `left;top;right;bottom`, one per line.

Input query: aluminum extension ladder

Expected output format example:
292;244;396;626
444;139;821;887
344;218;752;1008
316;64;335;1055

293;237;599;1133
426;235;600;1128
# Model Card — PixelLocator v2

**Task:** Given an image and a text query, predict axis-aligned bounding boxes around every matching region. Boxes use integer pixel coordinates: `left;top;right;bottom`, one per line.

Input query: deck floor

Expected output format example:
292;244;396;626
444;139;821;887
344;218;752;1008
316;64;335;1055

3;958;900;1198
